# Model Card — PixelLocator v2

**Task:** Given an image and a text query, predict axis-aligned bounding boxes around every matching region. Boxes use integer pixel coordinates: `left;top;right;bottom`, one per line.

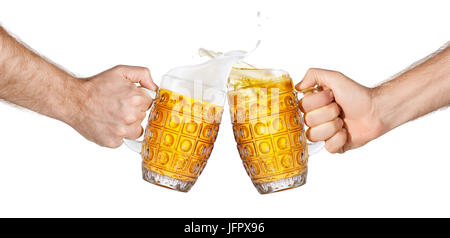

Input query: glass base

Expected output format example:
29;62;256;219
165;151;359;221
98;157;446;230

142;166;195;192
253;169;307;194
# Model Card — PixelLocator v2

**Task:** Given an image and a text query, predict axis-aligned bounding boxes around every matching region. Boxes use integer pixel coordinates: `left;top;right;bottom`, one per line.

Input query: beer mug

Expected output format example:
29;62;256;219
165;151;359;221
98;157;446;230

227;68;324;194
124;52;247;192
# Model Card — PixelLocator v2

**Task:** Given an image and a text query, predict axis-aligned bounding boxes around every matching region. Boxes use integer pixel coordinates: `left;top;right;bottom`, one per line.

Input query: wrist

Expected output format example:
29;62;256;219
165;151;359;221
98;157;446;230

369;85;395;139
58;76;88;128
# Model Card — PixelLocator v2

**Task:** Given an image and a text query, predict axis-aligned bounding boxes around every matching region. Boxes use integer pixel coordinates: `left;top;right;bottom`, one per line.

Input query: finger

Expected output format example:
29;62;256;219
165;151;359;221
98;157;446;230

115;65;158;90
299;89;334;113
136;88;153;110
139;112;147;125
304;102;341;127
105;139;123;149
123;110;147;125
325;128;348;153
127;95;151;116
306;117;344;142
295;68;344;90
124;124;144;140
132;111;147;124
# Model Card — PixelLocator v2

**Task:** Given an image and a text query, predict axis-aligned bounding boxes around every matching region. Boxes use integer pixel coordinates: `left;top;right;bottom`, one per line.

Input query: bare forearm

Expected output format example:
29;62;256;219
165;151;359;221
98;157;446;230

0;26;156;148
0;27;82;124
373;42;450;135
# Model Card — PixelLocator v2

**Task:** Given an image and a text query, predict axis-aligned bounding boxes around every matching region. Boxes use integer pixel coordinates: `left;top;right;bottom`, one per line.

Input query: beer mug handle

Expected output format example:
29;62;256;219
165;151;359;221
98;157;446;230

123;88;157;154
296;87;325;156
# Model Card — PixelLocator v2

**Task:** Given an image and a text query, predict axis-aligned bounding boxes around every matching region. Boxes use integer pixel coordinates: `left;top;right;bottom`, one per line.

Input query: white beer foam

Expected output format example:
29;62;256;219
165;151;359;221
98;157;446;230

161;50;252;106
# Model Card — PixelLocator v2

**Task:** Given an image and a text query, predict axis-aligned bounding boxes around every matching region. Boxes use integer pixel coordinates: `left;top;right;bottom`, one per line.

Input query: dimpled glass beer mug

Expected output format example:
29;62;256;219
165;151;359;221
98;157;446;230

124;52;246;192
227;68;324;194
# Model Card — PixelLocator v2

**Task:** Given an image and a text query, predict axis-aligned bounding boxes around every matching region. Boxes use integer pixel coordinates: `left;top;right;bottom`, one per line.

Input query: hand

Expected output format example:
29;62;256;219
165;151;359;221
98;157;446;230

69;65;157;148
296;68;383;153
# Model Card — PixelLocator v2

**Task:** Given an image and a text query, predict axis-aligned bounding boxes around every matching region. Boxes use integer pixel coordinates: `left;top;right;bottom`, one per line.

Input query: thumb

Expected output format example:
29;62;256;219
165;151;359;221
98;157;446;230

296;68;344;91
115;65;158;90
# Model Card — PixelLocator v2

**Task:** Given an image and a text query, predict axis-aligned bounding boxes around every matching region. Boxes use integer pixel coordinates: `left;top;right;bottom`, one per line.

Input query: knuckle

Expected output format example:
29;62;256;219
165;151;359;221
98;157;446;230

130;127;143;139
325;68;341;75
106;139;123;148
306;68;316;78
142;67;151;75
308;68;324;77
339;129;348;144
115;126;128;137
138;112;147;122
111;140;123;148
326;139;346;154
127;133;138;140
130;95;144;106
328;69;339;74
335;130;347;144
333;117;343;131
124;114;137;124
325;142;337;154
336;71;345;77
331;70;346;79
113;65;126;71
307;68;319;74
330;103;341;117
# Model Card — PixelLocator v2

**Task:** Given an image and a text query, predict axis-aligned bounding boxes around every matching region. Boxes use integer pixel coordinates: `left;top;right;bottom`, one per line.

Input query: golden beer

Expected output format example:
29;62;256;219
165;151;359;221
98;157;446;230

228;68;309;194
124;50;250;192
141;89;223;192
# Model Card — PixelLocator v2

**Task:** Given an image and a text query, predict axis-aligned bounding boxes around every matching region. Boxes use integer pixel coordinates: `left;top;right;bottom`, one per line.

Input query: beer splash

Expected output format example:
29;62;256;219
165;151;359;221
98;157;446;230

198;41;264;90
161;49;252;106
198;42;293;104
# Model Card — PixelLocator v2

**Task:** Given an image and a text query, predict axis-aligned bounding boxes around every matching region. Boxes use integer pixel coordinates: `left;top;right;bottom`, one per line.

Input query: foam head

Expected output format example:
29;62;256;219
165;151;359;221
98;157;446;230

160;51;248;106
228;68;291;90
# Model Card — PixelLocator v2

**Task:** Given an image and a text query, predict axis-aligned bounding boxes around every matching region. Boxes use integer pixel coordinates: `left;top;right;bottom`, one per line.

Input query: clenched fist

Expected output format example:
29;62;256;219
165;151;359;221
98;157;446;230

296;68;382;153
69;65;157;148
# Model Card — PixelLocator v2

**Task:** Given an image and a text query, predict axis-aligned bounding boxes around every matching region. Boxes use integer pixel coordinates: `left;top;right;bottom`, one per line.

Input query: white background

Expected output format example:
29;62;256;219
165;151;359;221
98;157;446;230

0;0;449;218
